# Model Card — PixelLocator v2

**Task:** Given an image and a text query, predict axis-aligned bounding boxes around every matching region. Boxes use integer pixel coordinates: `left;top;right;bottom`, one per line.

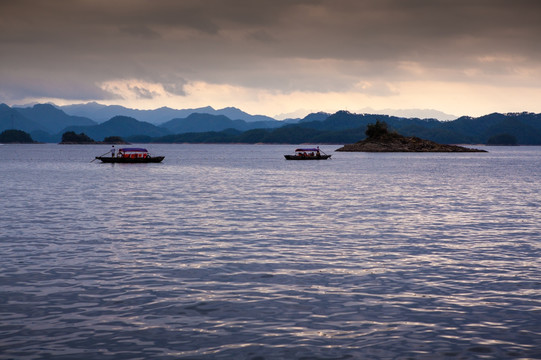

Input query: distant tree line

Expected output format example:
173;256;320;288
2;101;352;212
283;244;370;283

61;131;96;143
487;133;518;145
60;132;128;144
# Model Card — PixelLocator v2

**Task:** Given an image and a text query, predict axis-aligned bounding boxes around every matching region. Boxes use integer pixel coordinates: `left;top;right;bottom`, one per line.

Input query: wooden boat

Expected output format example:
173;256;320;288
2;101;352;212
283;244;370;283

95;147;164;163
284;147;331;160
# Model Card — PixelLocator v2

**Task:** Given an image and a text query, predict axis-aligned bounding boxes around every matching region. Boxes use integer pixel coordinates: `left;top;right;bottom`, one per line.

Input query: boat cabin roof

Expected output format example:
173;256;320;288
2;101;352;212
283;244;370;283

119;148;148;152
295;148;320;152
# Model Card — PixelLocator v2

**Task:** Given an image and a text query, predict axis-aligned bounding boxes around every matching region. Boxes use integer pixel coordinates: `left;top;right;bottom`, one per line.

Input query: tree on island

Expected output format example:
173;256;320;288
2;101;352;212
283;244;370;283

103;136;129;144
365;120;393;139
0;129;35;143
61;131;96;143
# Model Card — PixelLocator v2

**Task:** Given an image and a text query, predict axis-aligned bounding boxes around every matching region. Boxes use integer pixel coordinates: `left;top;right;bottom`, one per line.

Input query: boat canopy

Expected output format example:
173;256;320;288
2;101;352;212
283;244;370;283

295;148;320;152
119;148;148;152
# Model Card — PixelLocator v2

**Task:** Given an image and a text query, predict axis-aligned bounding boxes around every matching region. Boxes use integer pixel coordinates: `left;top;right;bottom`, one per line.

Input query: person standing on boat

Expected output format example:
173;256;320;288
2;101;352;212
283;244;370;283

110;146;115;157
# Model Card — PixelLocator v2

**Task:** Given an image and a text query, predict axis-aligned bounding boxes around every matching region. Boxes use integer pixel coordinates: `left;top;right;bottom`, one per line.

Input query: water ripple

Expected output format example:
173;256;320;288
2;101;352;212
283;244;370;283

0;144;540;359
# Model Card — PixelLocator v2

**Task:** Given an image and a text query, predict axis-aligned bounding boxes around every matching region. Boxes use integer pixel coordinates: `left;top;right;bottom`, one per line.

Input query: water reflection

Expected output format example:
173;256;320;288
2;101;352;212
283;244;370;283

0;144;540;359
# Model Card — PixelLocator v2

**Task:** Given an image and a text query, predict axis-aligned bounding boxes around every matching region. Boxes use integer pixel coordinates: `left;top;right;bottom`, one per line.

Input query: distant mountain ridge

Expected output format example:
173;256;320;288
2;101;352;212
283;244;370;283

15;104;96;133
161;113;284;134
59;102;277;124
0;103;42;133
0;103;291;142
62;116;170;141
294;111;541;145
356;107;458;121
1;102;541;144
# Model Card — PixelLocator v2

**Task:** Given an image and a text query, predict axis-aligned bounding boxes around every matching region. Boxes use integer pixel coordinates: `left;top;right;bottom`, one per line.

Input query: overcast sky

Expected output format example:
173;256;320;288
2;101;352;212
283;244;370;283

1;0;540;118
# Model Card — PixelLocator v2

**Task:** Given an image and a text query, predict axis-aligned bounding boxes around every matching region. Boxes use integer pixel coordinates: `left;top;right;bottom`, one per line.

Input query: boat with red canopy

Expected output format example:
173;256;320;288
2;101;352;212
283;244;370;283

95;147;164;163
284;146;331;160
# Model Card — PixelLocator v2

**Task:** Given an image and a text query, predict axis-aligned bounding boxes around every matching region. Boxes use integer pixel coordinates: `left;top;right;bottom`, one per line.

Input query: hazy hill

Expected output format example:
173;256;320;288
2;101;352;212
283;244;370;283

60;102;200;124
356;107;458;121
213;107;277;123
440;113;541;145
299;112;331;123
61;116;169;141
296;111;439;131
161;113;284;134
60;102;278;124
0;103;44;133
161;113;245;133
14;104;96;133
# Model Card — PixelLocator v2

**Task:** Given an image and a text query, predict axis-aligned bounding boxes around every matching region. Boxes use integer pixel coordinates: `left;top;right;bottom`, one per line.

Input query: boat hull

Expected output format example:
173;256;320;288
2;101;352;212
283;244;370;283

284;155;331;160
96;156;165;163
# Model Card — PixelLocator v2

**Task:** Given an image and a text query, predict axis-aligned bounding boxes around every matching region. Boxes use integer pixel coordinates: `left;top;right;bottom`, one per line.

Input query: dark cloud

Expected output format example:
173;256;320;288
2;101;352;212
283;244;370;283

119;25;161;39
124;85;155;99
162;82;187;97
1;0;540;105
0;73;118;101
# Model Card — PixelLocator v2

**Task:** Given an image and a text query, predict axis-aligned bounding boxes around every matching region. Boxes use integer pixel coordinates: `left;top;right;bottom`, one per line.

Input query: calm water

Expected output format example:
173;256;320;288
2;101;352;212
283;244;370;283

0;144;540;360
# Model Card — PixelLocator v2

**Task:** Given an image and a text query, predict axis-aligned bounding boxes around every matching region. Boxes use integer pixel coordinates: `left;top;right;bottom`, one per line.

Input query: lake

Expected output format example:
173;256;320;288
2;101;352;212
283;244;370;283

0;144;540;359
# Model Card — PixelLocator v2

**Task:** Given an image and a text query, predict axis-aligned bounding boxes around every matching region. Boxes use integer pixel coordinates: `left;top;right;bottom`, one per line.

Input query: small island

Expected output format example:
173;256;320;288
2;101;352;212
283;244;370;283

0;129;36;143
336;121;486;152
59;131;129;145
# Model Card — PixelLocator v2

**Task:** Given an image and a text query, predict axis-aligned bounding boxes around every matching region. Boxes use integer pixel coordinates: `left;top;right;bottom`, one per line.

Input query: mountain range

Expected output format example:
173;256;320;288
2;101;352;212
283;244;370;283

59;102;279;124
1;103;292;142
1;102;541;145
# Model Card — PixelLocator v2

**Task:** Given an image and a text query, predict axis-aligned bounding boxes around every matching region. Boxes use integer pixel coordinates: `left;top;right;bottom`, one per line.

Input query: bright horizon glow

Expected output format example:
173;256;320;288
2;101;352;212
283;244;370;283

12;78;541;120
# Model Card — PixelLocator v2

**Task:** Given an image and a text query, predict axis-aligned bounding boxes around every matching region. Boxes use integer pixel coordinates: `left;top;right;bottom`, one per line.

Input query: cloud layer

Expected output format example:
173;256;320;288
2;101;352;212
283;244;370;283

1;0;540;117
